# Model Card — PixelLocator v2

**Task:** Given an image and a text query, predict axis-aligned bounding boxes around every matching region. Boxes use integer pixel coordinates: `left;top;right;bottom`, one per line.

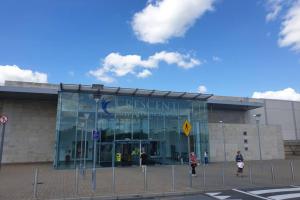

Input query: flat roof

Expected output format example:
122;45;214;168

0;85;58;100
0;83;213;101
207;99;263;111
0;81;263;110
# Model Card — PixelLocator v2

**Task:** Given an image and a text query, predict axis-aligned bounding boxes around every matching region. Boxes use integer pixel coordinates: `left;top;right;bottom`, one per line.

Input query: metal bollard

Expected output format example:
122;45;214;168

290;160;295;185
249;165;253;185
203;164;206;192
92;168;96;192
172;165;175;192
271;164;276;184
112;167;115;194
75;167;79;196
222;163;225;186
189;166;192;188
82;166;86;177
33;168;39;199
144;166;147;192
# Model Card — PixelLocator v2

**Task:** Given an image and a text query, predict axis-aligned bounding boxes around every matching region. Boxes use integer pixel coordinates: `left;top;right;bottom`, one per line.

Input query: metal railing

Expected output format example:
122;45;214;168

0;160;300;200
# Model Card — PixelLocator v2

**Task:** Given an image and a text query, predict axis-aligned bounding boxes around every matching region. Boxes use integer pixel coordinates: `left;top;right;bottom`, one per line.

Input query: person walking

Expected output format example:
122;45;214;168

235;151;244;176
204;151;208;164
190;152;198;176
140;150;148;172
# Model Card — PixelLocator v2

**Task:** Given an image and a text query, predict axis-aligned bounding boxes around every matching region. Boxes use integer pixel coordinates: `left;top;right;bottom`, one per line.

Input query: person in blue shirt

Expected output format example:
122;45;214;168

235;151;244;162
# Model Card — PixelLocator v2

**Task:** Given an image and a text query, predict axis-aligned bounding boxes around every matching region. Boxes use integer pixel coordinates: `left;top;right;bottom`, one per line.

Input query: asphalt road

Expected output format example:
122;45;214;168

153;194;215;200
156;185;300;200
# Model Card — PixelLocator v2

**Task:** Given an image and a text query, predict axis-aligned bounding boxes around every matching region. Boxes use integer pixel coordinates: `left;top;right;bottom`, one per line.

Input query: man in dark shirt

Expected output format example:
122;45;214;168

141;150;148;172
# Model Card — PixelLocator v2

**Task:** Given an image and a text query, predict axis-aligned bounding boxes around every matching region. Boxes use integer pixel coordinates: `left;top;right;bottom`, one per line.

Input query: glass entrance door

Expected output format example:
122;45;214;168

115;141;140;166
98;142;112;167
141;140;166;165
114;140;166;167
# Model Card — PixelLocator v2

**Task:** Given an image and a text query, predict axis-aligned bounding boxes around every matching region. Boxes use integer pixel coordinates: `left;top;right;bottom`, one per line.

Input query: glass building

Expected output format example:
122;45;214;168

54;84;211;169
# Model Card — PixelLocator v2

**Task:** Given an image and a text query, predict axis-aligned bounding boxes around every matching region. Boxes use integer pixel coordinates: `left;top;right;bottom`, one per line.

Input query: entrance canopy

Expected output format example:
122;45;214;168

59;83;213;101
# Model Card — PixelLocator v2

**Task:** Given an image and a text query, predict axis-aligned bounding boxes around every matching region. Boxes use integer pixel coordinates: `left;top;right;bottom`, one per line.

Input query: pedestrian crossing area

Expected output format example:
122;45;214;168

206;186;300;200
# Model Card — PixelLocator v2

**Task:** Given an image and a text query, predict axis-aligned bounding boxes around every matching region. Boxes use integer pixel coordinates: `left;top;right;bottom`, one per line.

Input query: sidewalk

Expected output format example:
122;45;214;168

0;160;300;200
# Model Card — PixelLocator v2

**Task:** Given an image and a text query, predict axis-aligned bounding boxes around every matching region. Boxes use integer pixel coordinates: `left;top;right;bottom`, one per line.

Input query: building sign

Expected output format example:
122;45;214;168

182;120;192;137
76;94;191;117
118;99;179;117
92;130;100;140
101;99;111;115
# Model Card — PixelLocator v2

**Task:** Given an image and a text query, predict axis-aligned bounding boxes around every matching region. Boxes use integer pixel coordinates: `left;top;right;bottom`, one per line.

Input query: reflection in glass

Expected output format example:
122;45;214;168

55;92;209;168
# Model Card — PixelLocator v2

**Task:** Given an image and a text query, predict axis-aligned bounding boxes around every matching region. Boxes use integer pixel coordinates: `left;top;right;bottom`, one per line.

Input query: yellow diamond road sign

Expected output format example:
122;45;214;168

182;120;192;137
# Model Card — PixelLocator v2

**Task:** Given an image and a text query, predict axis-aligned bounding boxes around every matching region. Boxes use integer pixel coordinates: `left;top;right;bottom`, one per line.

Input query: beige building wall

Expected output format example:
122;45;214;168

1;99;57;163
0;97;286;164
209;123;285;162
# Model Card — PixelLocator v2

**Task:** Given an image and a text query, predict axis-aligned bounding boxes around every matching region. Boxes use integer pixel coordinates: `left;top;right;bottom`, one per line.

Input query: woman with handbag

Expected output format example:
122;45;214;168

190;152;197;176
235;151;244;176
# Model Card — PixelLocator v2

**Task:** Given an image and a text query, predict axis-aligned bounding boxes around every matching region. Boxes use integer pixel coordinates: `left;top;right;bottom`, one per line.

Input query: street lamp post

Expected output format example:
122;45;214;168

83;113;89;174
78;122;84;175
74;123;78;168
93;93;101;191
219;120;226;185
219;121;226;162
253;114;262;160
0;115;8;170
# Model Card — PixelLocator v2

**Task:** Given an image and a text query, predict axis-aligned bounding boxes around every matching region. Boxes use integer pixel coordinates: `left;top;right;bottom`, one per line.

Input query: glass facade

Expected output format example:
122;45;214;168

54;91;209;169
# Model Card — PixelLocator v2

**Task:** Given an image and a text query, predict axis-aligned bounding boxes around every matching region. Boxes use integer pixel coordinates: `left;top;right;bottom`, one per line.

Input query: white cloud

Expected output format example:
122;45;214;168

150;51;201;69
88;51;201;83
266;0;283;22
212;56;222;62
197;85;207;93
278;0;300;51
88;68;115;83
252;88;300;101
137;69;152;78
0;65;48;85
131;0;215;44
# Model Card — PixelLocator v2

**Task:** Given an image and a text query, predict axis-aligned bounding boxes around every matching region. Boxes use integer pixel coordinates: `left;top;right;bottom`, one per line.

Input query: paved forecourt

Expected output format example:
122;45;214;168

206;185;300;200
1;160;300;200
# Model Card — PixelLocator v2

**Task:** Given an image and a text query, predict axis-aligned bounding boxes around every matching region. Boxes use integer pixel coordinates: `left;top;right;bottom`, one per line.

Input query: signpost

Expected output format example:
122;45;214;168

92;130;100;140
182;120;192;137
0;115;8;170
93;97;99;192
182;120;192;187
92;129;100;190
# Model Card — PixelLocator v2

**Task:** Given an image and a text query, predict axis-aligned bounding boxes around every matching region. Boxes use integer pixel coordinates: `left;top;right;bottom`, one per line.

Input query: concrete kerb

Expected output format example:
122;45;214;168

47;190;206;200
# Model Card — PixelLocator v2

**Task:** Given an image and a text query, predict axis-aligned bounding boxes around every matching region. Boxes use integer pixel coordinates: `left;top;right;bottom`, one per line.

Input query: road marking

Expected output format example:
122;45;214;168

249;187;300;195
232;189;271;200
215;196;230;200
268;193;300;200
206;192;231;199
207;192;222;196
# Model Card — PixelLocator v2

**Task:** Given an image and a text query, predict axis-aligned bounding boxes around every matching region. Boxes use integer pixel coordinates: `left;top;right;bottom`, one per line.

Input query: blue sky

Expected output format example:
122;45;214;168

0;0;300;99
